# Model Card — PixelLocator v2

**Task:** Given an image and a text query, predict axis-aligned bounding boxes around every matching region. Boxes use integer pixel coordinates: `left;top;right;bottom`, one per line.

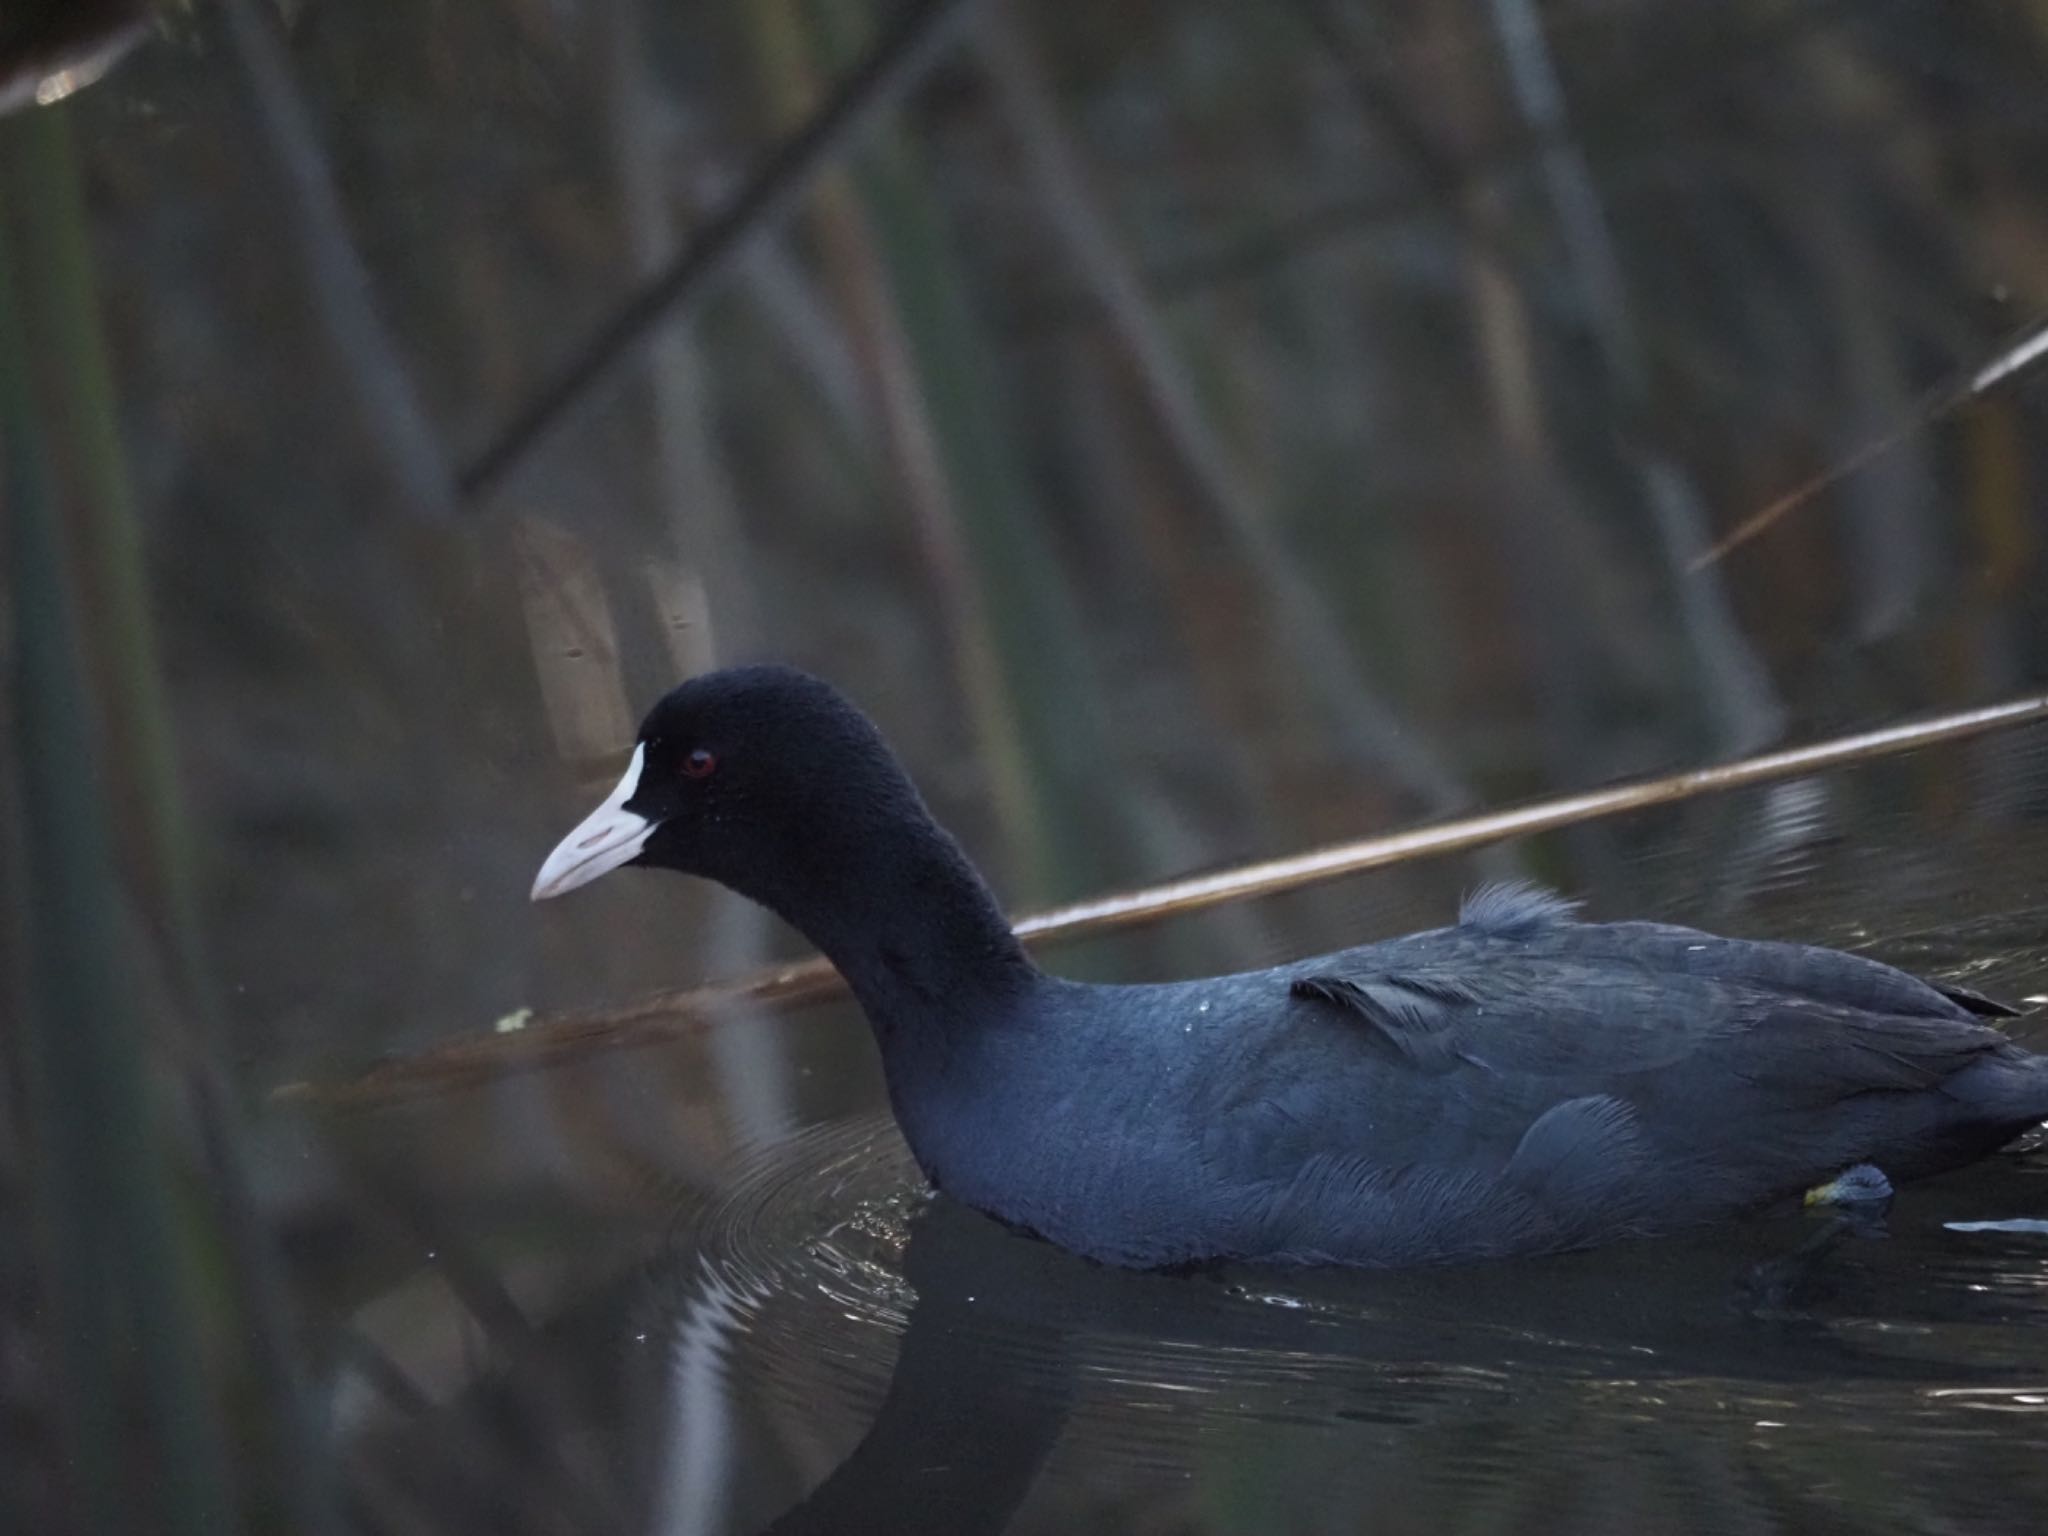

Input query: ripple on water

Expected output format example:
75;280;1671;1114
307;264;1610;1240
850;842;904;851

668;1116;924;1427
671;1116;2040;1425
648;1109;2048;1531
671;1115;1535;1458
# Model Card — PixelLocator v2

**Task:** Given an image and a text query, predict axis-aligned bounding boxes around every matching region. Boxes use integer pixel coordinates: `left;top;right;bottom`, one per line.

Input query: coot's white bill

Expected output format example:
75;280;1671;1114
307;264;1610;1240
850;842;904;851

532;743;653;900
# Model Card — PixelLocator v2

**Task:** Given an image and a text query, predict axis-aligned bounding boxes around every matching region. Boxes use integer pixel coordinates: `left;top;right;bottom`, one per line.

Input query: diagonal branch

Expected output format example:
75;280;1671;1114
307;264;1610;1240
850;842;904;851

1694;312;2048;570
275;689;2048;1106
457;0;987;504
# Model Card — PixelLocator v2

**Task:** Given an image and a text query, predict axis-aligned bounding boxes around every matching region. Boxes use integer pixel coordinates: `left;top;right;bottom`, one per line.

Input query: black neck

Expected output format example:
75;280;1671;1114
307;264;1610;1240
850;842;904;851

738;811;1037;1041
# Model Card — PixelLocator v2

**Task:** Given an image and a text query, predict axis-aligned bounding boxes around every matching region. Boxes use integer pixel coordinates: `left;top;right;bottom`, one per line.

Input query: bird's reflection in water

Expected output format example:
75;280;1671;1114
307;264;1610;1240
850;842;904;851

640;1115;2047;1536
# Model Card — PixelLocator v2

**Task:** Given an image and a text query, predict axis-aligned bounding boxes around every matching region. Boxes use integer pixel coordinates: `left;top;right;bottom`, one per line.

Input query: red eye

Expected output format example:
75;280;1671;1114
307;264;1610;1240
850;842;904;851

681;748;717;779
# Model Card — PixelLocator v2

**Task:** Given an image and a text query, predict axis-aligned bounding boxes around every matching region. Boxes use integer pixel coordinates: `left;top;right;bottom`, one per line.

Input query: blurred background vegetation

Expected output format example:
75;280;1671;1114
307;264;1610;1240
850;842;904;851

4;0;2048;1532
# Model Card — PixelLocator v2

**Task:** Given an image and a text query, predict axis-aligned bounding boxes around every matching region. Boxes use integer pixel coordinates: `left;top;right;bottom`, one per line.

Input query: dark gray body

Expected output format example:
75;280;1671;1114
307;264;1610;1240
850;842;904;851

580;667;2048;1273
879;887;2047;1269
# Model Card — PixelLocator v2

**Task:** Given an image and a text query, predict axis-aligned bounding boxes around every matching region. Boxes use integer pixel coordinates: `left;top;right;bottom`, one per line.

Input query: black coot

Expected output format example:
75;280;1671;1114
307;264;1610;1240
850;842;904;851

533;666;2047;1270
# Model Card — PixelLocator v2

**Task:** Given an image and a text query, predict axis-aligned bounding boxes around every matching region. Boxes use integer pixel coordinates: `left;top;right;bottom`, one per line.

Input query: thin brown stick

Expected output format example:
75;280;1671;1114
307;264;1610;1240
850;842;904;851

1014;693;2048;934
276;689;2048;1107
1691;315;2048;572
273;961;842;1106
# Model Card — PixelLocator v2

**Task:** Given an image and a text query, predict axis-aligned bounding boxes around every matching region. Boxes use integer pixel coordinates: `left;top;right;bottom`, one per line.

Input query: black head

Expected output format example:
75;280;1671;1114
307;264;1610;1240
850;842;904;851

536;664;1033;1023
531;665;932;913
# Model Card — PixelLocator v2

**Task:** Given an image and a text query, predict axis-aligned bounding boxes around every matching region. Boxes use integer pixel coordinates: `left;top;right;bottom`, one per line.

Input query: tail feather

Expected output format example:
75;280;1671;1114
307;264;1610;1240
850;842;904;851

1938;982;2023;1019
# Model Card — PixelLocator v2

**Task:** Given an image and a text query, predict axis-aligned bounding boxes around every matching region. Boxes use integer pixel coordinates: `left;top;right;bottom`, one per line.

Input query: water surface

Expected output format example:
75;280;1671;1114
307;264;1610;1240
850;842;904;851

301;743;2048;1536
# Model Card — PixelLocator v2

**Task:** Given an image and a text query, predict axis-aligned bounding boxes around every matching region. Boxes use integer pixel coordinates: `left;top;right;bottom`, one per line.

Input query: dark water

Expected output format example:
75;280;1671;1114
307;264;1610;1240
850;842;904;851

303;746;2048;1536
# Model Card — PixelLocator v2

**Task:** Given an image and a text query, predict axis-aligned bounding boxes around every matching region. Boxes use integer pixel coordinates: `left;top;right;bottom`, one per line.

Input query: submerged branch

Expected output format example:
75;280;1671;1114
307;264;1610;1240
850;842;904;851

276;689;2048;1106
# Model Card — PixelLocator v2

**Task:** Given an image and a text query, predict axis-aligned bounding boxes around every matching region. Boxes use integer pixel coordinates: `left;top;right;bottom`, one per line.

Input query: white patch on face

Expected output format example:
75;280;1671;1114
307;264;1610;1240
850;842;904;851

531;743;655;900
